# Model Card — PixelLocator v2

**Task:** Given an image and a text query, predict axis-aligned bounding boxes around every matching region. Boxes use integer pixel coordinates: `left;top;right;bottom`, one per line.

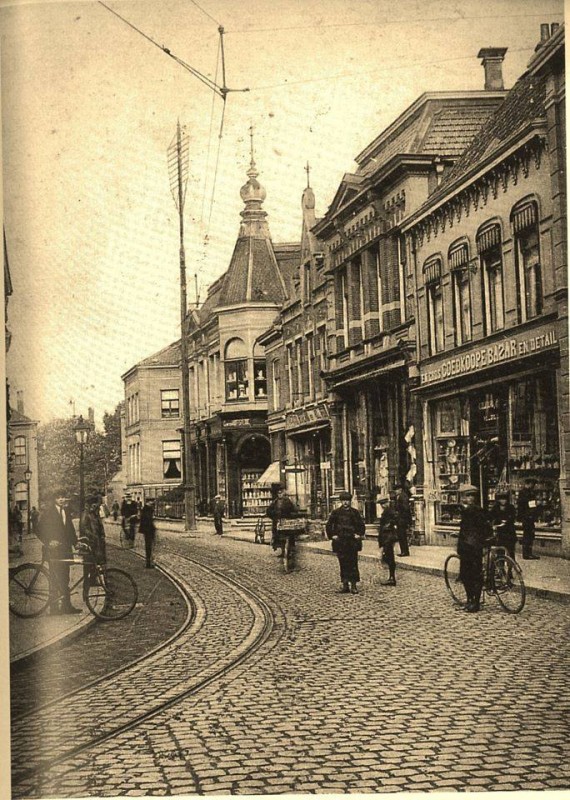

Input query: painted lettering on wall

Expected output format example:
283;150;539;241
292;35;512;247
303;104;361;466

420;328;558;386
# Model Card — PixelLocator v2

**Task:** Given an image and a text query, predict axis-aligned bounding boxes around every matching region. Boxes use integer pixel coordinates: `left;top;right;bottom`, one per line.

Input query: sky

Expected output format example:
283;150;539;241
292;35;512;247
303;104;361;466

1;0;565;428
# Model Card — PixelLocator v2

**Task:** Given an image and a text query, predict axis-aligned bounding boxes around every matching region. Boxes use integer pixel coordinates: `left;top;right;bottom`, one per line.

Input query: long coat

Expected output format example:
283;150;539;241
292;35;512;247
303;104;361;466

326;506;365;583
38;503;77;557
80;508;107;563
139;505;156;537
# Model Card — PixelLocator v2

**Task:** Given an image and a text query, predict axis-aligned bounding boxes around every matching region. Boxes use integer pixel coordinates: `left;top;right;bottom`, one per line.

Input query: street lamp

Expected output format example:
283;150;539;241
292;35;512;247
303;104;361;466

24;466;32;540
74;415;91;515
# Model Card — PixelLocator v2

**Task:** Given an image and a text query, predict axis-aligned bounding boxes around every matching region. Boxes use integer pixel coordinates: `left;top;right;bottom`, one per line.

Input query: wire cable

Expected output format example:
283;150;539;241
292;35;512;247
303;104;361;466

186;0;222;28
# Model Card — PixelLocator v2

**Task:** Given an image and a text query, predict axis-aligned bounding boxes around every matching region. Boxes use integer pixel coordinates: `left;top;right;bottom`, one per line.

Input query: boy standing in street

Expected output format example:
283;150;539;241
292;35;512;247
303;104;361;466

457;484;492;613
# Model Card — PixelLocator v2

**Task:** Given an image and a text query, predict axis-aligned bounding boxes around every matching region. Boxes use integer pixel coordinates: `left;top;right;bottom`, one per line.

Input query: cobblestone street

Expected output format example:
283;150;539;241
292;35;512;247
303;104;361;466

11;532;570;797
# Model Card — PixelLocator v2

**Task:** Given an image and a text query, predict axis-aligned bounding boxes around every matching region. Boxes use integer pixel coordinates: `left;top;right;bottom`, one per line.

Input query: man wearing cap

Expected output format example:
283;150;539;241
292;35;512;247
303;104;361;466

326;491;365;594
377;493;399;586
211;494;225;536
139;497;157;568
37;490;80;614
489;491;517;561
517;477;540;559
457;485;492;613
267;485;297;556
394;481;412;557
121;494;138;544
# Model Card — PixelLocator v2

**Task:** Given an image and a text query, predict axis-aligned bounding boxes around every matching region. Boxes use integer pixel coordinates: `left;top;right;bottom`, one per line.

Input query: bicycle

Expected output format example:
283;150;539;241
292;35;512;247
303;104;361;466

277;518;306;573
9;539;138;621
254;517;267;544
444;541;526;614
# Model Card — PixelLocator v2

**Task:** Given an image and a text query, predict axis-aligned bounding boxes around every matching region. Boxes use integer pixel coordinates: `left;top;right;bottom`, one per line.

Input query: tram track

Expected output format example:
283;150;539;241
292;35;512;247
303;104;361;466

12;550;279;792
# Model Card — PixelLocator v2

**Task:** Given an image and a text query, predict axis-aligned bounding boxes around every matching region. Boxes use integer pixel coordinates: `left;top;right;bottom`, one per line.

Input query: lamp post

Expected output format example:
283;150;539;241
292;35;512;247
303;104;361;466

24;466;32;540
74;415;91;515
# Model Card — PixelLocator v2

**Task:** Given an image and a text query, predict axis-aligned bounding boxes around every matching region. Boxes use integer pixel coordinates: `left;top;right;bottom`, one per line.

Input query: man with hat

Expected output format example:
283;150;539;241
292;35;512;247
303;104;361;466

211;494;225;536
326;491;365;594
489;490;517;561
37;489;80;614
267;485;297;556
457;484;492;613
139;497;157;568
121;494;139;544
517;477;540;560
377;493;399;586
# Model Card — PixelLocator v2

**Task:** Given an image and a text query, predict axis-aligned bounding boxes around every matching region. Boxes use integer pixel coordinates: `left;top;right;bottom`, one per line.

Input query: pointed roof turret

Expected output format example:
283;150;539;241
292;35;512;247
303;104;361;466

218;128;288;306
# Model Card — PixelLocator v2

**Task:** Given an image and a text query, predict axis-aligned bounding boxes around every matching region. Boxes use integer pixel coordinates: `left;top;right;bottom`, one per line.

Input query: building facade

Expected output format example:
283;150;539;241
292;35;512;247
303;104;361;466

260;179;332;516
8;393;39;526
312;67;507;522
402;24;568;555
121;340;183;503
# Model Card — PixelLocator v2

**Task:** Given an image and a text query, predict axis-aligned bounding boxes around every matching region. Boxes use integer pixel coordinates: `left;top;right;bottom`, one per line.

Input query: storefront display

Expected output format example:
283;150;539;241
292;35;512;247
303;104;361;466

241;470;272;516
431;372;561;530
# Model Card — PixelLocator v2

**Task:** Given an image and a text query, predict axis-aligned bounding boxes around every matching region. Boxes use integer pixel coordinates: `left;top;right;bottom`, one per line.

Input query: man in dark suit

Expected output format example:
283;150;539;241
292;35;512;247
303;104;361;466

326;491;365;594
37;490;80;614
517;477;540;560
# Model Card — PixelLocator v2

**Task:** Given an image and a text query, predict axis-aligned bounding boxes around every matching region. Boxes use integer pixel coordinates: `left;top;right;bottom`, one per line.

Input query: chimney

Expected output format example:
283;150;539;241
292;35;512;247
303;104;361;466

478;47;508;91
16;390;24;415
88;407;95;426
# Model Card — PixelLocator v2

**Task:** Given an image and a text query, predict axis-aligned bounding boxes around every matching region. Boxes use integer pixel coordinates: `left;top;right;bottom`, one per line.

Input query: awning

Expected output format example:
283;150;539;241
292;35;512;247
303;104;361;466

256;461;281;485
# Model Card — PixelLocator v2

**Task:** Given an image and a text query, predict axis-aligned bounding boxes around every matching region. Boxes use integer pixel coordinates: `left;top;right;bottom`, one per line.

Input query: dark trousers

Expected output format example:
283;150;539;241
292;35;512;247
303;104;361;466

459;545;483;606
214;517;223;535
50;559;71;609
143;532;154;566
497;535;516;561
522;522;535;558
382;542;396;578
336;547;360;584
397;522;410;556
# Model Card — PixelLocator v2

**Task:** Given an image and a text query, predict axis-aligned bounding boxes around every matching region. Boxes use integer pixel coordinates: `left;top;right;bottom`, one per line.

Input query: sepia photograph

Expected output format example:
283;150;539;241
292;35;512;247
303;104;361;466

1;0;569;798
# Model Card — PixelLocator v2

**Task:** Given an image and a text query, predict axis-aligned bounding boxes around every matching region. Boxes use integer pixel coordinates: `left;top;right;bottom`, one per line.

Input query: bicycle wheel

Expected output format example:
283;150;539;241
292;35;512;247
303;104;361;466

9;563;51;618
443;553;468;607
85;567;138;620
492;555;526;614
282;536;295;573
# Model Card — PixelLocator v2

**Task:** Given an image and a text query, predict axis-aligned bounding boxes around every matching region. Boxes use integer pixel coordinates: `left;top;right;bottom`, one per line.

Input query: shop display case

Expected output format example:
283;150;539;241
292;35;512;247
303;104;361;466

241;470;272;516
433;399;471;524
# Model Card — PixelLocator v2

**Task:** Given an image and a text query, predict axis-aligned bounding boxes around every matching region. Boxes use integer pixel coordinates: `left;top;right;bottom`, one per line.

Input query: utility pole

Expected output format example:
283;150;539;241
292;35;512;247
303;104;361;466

168;122;196;531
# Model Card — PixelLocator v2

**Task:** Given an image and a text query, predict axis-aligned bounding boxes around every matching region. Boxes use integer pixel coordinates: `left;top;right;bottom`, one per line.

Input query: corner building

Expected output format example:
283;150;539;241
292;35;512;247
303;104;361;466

402;26;568;555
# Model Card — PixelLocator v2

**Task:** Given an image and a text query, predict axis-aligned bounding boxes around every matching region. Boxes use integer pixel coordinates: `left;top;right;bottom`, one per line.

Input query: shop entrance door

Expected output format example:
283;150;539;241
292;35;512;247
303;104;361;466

470;388;508;509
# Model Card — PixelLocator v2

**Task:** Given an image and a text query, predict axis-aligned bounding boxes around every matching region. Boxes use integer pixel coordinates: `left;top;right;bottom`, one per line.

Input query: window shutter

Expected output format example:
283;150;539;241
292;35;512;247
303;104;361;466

423;257;442;285
512;201;538;234
476;224;501;254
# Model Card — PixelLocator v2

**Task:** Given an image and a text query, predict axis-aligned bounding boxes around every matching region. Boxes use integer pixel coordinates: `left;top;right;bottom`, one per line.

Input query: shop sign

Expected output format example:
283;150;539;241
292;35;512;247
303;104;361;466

223;418;253;429
420;326;558;387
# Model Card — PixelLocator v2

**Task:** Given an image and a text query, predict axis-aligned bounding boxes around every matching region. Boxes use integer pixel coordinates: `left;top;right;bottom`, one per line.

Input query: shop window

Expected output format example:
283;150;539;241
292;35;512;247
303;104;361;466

513;201;542;322
225;337;248;401
477;223;504;334
254;359;267;398
13;435;26;466
161;389;180;418
433;398;471;524
424;257;444;354
162;440;181;479
449;242;472;345
225;361;248;401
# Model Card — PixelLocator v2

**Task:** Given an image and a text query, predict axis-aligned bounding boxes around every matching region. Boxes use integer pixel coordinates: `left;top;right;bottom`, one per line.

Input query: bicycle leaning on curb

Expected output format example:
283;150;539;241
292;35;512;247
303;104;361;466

9;538;138;621
444;539;526;614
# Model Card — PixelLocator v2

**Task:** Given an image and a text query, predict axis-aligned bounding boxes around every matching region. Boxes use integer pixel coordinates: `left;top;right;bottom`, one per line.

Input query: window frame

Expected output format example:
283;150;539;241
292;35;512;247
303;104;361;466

161;389;180;418
162;439;182;480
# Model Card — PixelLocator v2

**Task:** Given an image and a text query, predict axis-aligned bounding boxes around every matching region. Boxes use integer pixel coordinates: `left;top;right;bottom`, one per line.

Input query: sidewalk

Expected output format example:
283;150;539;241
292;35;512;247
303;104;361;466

10;518;570;663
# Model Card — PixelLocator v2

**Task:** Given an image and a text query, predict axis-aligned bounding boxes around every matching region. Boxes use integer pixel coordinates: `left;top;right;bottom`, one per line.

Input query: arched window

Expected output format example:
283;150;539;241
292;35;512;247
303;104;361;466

13;436;26;466
423;256;444;354
224;337;248;401
476;221;504;334
448;240;472;346
511;198;542;322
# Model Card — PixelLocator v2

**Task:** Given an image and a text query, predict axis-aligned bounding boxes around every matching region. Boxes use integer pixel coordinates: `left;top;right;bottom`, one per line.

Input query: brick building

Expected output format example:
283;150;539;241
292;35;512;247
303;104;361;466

401;24;567;554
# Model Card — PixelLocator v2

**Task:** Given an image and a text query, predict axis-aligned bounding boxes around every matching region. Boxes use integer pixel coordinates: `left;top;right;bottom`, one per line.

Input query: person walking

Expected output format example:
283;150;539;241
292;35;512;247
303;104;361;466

377;494;399;586
394;481;412;557
489;491;517;560
517;477;540;560
211;494;225;536
457;484;492;613
30;506;40;536
37;489;80;614
139;497;156;568
326;491;365;594
120;494;139;544
111;501;120;521
80;494;107;596
266;485;297;556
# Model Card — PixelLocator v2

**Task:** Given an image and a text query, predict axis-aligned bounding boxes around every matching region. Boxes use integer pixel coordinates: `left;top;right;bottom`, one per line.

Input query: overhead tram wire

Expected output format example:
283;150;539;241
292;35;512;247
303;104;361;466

185;0;223;28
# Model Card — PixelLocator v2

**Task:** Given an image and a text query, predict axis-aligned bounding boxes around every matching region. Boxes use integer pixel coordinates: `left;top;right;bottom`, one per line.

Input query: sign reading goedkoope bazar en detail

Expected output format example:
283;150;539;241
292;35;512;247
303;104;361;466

420;325;558;387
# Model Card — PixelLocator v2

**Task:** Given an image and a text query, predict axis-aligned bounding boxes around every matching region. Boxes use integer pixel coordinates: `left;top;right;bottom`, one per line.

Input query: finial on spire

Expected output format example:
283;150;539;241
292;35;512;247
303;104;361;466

305;161;311;188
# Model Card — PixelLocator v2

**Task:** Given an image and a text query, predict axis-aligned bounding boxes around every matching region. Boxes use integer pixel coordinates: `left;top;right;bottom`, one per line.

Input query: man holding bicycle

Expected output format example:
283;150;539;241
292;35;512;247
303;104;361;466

457;484;492;614
37;489;80;614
